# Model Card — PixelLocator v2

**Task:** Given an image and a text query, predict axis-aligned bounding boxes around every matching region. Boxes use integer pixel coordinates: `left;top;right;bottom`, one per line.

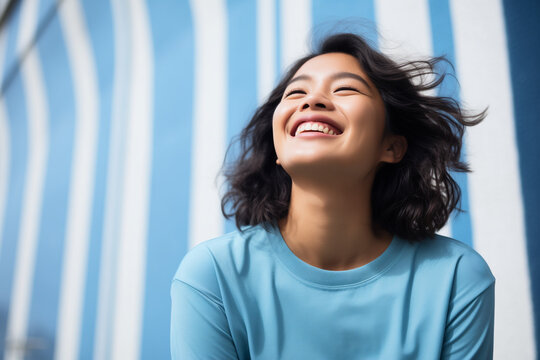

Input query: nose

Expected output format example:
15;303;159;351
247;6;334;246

299;92;334;111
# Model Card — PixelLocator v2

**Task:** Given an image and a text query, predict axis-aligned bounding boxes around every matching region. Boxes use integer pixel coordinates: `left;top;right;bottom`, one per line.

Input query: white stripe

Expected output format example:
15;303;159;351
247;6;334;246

188;0;227;248
450;0;536;358
437;219;452;238
0;27;9;260
4;49;48;360
375;0;437;95
15;0;39;56
93;0;131;357
374;0;433;59
110;0;153;358
54;0;99;359
256;0;276;103
279;0;312;71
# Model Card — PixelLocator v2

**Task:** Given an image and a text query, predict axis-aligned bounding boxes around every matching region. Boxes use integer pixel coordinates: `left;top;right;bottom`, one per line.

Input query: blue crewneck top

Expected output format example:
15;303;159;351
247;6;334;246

171;224;494;359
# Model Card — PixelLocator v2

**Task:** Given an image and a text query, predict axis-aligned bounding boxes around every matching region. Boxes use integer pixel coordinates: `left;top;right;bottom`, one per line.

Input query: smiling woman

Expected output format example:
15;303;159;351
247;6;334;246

170;33;494;359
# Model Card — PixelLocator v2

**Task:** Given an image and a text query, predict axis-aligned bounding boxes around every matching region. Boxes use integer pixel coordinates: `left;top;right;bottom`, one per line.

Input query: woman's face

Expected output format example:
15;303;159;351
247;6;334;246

272;52;391;182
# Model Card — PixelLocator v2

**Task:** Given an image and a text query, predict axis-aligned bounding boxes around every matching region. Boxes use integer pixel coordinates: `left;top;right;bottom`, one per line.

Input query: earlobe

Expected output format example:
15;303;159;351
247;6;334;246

382;135;407;164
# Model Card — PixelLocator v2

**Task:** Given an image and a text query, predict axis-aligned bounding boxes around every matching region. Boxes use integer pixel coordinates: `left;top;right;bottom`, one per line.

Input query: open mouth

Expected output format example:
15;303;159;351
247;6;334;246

293;121;343;137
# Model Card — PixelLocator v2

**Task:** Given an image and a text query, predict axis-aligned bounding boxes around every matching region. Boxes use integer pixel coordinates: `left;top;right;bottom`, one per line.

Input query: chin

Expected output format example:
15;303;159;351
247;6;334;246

281;157;343;176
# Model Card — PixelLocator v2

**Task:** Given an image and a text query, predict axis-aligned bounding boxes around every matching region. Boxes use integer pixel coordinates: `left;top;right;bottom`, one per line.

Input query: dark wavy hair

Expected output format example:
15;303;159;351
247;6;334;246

221;33;485;240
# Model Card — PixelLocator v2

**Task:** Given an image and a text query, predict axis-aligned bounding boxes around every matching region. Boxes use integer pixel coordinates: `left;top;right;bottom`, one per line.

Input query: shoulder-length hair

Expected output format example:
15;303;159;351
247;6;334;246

221;33;485;240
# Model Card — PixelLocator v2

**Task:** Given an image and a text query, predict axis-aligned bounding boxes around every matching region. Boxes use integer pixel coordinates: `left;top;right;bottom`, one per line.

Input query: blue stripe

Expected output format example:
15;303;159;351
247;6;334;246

428;0;473;247
502;0;540;352
224;0;258;233
77;0;115;358
25;13;75;360
312;0;377;47
141;1;194;358
0;74;28;358
38;0;56;31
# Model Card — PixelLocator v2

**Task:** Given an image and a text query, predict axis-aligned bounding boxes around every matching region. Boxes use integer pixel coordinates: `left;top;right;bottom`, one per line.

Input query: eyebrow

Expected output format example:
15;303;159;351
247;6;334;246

286;71;372;90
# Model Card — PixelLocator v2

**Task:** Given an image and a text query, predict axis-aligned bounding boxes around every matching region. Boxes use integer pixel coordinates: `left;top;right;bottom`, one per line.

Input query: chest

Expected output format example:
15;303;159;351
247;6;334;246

222;270;452;359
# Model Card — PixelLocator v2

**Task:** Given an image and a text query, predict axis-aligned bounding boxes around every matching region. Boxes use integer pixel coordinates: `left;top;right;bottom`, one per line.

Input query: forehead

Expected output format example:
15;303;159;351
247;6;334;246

294;52;366;78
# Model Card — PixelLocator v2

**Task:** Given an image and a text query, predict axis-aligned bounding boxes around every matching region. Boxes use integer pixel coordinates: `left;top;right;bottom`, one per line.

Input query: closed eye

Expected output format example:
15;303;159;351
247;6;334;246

335;86;360;93
284;89;306;97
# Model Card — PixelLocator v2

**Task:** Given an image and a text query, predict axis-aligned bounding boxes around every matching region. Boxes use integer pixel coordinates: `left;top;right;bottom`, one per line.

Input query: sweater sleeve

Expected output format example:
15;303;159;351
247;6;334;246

170;244;239;360
441;249;495;360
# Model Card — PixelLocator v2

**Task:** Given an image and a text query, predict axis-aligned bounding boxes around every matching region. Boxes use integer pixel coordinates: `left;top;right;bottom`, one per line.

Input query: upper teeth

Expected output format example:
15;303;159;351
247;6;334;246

295;122;336;136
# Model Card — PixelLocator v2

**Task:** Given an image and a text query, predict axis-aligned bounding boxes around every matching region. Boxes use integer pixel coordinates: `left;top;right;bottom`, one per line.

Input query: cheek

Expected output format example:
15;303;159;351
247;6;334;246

272;102;290;126
344;100;386;135
272;102;295;139
271;107;281;140
272;105;286;153
341;103;387;158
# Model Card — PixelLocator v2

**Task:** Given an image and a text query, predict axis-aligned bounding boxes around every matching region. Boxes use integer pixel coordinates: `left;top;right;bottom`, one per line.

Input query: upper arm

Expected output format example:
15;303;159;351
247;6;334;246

170;279;239;360
170;244;239;360
441;282;495;359
441;249;495;360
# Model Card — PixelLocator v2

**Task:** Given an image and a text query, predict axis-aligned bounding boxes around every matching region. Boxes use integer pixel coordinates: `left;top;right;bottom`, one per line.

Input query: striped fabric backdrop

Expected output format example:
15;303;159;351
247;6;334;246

0;0;537;359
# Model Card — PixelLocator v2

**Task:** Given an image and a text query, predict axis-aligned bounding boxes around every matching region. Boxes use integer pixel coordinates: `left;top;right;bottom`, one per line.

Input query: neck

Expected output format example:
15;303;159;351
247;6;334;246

278;178;392;271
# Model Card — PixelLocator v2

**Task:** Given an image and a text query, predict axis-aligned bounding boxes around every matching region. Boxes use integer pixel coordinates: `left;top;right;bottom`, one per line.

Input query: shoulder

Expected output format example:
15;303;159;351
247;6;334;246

173;224;272;293
414;234;495;296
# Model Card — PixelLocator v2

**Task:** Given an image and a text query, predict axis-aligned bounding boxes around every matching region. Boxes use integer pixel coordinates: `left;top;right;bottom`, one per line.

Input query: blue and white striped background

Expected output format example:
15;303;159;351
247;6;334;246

0;0;538;359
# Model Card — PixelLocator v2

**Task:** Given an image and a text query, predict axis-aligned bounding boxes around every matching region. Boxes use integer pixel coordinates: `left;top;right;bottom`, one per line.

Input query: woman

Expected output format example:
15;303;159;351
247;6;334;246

171;33;494;359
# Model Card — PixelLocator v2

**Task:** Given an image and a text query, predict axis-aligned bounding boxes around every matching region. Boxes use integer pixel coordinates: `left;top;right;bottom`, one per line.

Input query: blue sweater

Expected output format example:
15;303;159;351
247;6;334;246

171;224;494;359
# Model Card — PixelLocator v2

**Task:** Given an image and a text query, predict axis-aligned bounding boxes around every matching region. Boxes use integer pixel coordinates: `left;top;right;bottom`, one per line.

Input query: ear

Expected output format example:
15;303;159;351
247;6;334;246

380;135;407;164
